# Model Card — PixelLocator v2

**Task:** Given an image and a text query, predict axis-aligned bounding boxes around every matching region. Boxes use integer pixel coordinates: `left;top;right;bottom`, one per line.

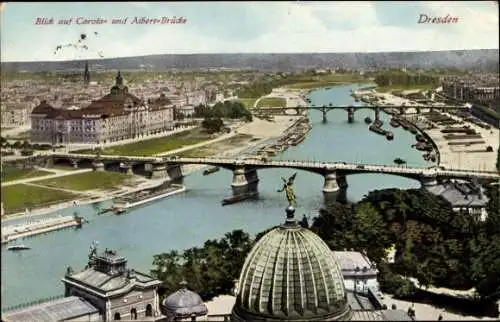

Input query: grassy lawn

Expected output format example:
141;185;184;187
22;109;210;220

238;98;258;109
1;167;52;182
1;184;80;214
375;84;437;93
36;171;130;191
256;98;287;108
179;134;254;157
75;128;213;156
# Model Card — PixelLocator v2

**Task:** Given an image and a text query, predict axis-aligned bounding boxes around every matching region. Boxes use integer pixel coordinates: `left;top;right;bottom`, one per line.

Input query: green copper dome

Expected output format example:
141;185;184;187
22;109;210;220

232;206;351;321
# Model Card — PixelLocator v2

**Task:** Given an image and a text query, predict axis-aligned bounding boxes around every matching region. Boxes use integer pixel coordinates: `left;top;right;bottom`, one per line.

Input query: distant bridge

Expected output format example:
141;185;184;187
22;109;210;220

44;153;499;199
256;105;468;122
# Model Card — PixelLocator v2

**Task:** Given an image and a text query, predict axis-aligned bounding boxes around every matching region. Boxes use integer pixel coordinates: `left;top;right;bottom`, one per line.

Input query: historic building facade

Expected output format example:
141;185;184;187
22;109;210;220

1;102;33;128
30;72;175;145
2;245;164;321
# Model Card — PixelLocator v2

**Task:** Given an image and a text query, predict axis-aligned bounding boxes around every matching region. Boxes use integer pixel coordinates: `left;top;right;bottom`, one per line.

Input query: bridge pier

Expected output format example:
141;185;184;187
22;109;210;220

347;107;355;123
415;107;421;114
398;107;405;115
167;164;184;180
323;172;340;193
421;174;437;187
322;108;328;123
231;167;259;196
322;172;348;204
149;162;171;181
92;161;105;172
45;157;54;168
120;162;134;175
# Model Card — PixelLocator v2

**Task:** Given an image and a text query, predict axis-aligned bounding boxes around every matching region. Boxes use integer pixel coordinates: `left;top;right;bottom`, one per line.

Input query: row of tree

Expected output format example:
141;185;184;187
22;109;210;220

150;186;500;303
193;101;252;122
374;72;439;87
0;137;58;151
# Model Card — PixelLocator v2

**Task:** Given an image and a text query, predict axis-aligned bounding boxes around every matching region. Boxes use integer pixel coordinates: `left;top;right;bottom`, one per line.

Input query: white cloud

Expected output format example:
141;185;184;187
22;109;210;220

1;2;498;62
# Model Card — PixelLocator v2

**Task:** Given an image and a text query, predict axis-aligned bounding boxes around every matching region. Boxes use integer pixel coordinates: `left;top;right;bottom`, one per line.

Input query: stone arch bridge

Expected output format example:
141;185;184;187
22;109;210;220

256;105;468;123
43;153;499;201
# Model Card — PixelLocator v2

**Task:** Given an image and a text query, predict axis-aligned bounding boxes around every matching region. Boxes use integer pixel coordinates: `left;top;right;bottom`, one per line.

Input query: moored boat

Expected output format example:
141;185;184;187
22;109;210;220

390;118;400;128
7;244;30;251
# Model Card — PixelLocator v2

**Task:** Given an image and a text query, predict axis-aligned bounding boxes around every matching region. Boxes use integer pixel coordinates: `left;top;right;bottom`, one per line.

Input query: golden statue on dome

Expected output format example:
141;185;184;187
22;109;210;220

277;173;297;206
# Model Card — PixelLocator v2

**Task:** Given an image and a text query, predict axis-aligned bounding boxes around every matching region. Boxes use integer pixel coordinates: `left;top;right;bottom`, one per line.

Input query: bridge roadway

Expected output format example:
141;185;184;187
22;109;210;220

50;153;500;182
257;105;467;111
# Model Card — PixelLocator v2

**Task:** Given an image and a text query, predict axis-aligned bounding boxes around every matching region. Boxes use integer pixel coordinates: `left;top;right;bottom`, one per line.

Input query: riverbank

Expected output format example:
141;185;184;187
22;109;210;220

2;116;300;222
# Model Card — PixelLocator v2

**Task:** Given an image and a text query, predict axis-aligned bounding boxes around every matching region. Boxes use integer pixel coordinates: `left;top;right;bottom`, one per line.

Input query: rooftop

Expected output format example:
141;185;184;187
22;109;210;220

427;182;489;208
333;251;378;277
1;296;98;322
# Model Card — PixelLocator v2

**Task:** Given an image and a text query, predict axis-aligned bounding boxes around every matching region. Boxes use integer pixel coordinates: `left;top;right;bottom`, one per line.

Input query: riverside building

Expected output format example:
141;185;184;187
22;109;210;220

30;72;175;145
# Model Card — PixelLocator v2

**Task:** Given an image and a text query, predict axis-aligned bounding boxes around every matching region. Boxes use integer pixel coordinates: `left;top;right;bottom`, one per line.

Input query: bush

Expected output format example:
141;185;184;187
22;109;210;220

20;149;34;156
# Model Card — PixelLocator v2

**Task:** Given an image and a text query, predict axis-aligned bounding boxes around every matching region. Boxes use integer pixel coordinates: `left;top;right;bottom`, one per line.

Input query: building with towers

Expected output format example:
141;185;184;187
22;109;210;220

30;71;175;145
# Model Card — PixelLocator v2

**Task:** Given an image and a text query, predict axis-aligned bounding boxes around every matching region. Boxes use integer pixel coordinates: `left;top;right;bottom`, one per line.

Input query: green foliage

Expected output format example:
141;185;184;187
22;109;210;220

311;188;500;300
194;101;252;121
201;118;224;134
374;71;439;87
151;230;253;301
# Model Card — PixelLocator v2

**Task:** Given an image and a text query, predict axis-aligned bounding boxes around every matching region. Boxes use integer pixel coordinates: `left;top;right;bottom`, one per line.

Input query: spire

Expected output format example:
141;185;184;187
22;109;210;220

83;60;90;86
116;70;123;86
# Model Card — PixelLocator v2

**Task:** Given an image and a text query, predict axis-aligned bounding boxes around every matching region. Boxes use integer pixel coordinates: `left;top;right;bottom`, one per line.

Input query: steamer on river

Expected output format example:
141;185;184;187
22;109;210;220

1;213;84;245
112;183;187;213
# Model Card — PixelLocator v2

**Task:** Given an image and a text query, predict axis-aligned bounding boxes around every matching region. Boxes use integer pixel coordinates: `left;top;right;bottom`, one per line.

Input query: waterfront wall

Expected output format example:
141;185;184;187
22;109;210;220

402;116;441;166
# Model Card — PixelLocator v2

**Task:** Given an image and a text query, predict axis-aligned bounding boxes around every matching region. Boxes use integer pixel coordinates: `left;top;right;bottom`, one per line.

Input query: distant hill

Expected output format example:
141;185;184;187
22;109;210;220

1;50;498;73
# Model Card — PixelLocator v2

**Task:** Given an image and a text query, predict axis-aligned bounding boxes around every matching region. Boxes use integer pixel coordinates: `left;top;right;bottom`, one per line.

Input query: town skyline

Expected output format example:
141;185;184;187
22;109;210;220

1;1;498;62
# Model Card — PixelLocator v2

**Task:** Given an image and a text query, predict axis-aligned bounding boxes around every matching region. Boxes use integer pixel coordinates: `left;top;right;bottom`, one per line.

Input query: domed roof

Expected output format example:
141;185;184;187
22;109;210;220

161;281;208;319
232;206;351;321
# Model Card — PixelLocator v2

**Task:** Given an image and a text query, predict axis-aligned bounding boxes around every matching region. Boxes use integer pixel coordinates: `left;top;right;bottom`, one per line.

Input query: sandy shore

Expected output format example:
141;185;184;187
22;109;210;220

182;115;300;174
425;114;499;172
370;91;499;172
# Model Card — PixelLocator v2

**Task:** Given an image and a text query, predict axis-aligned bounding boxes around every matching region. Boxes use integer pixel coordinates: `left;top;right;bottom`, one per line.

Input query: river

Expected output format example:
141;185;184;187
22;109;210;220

1;83;433;309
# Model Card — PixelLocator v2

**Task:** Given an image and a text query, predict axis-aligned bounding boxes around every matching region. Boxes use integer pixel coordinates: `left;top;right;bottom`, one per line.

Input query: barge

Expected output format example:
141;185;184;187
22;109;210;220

221;191;259;206
1;213;84;244
390;118;400;128
203;166;220;176
112;184;187;213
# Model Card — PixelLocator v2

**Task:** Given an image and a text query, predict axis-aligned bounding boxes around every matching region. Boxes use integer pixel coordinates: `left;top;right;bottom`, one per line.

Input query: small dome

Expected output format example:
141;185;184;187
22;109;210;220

232;207;351;321
161;281;208;319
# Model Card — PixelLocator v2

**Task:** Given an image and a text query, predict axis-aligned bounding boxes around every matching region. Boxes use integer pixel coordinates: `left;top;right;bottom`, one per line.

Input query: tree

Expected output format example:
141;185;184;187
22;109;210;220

201;118;224;134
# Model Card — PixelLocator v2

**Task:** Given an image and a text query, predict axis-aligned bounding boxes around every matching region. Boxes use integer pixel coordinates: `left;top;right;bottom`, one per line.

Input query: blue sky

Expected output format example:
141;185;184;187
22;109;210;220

1;1;498;62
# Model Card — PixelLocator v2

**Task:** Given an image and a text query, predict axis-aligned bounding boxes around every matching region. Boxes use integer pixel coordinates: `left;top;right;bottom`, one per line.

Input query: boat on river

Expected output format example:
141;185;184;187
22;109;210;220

221;191;259;206
394;157;406;165
203;167;220;176
113;184;187;213
390;118;400;128
7;244;30;251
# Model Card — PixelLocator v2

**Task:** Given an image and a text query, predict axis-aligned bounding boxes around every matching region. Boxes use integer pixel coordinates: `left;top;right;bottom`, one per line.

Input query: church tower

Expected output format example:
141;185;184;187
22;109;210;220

83;60;90;86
